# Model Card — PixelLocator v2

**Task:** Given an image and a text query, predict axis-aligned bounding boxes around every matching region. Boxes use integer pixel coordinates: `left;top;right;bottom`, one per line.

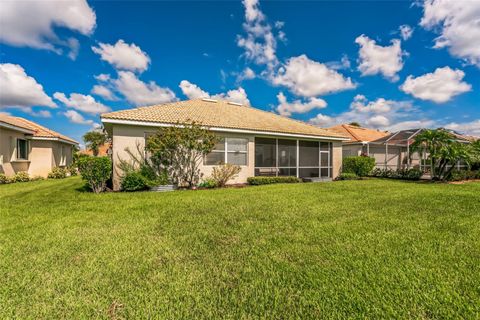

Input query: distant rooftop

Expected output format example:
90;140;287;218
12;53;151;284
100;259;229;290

328;124;389;143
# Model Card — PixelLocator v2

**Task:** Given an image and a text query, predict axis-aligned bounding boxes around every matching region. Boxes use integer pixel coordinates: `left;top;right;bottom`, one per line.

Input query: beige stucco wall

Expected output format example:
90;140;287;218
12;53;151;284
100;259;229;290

342;144;362;158
110;123;343;190
1;126;74;178
0;127;30;176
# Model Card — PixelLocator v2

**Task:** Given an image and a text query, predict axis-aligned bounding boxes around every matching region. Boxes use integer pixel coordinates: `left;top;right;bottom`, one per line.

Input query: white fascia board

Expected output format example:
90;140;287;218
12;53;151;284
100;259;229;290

101;118;350;141
0;122;35;134
31;136;78;145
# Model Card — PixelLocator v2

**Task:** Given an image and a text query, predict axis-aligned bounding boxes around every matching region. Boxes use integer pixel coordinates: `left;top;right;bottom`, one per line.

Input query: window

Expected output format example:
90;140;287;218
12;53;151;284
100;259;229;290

16;139;28;160
59;145;66;166
204;138;248;166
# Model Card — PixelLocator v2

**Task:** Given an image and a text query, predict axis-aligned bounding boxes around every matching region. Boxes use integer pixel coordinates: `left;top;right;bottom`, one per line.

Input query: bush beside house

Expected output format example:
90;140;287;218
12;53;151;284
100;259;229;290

78;156;112;193
342;156;375;177
247;176;301;185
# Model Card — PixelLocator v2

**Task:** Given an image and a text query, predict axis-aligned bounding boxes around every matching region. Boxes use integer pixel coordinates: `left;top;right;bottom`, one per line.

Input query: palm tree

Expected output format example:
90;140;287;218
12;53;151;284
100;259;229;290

410;129;454;180
83;130;107;156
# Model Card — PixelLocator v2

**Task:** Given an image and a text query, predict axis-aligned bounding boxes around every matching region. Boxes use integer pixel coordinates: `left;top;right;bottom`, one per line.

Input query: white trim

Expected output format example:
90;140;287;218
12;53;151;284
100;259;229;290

101;118;349;141
31;136;78;145
0;122;35;134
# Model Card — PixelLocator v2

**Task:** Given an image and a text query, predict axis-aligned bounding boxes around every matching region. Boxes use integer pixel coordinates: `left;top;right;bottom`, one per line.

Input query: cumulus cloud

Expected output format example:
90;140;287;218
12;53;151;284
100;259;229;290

179;80;209;99
326;54;351;71
420;0;480;67
237;0;278;68
92;40;151;73
91;84;116;100
272;55;356;97
276;92;326;116
54;92;111;115
355;35;405;81
114;71;177;106
445;119;480;137
0;63;56;110
400;66;471;103
399;25;414;40
63;110;98;128
179;80;250;105
236;67;256;82
309;95;415;129
95;74;111;82
0;0;95;55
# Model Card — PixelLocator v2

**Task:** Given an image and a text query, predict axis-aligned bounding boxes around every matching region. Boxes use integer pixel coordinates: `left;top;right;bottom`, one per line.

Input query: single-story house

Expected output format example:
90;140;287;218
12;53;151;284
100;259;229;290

330;124;474;171
0;115;78;178
102;98;349;190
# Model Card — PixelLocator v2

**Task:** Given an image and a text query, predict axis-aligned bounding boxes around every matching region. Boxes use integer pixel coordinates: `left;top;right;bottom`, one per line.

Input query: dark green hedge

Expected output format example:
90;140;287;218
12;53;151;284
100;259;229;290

342;156;375;177
247;176;301;185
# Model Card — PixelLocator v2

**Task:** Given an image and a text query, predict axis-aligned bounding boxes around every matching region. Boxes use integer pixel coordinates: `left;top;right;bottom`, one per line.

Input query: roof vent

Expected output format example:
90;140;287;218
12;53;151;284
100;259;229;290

227;101;243;106
201;98;218;103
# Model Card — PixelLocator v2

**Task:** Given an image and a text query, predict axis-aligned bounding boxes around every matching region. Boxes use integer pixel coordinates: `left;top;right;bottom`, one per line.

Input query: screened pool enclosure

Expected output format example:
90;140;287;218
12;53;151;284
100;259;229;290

254;137;333;179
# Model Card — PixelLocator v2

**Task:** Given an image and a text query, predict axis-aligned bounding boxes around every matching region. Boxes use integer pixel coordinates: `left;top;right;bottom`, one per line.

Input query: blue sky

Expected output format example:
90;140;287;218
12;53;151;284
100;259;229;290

1;0;479;145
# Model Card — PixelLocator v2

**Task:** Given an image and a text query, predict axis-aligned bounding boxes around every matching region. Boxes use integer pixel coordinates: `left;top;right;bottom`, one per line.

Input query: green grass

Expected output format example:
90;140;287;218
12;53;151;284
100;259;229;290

1;177;479;319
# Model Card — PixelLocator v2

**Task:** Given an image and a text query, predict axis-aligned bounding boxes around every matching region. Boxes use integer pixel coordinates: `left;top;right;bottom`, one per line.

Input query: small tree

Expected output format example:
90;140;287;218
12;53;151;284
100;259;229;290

78;156;112;193
146;122;218;188
83;130;107;156
348;122;361;127
211;163;241;187
342;156;375;177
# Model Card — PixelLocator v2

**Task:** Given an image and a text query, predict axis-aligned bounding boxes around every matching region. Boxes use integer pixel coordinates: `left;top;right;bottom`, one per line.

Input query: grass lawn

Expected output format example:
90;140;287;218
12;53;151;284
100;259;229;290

1;177;479;319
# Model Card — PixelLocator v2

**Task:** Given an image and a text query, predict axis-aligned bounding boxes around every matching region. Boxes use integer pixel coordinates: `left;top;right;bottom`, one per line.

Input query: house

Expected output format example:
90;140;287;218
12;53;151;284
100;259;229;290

0;115;78;178
330;124;474;171
101;98;349;190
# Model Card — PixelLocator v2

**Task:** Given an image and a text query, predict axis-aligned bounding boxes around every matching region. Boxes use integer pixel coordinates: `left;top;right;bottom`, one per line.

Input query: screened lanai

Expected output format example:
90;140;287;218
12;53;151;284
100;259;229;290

254;137;333;179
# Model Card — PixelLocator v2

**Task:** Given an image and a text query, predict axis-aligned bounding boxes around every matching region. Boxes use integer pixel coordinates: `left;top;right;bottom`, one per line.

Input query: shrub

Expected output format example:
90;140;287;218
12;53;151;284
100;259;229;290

145;170;170;188
343;156;375;177
211;163;241;187
30;176;45;181
198;178;218;189
48;167;67;179
247;176;301;185
121;171;148;191
78;156;112;193
448;170;479;182
12;171;30;182
370;168;423;181
0;173;10;184
67;165;78;176
337;173;360;180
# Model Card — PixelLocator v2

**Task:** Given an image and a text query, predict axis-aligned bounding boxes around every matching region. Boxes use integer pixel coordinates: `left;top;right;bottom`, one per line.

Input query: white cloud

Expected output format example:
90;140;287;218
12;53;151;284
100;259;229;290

276;92;326;116
237;0;278;68
91;85;116;100
355;35;405;81
386;120;438;132
420;0;480;67
309;95;415;129
218;87;250;106
63;110;98;128
0;63;56;109
54;92;111;115
92;40;150;73
179;80;250;105
179;80;209;99
0;0;95;54
237;67;256;82
326;54;351;70
445;119;480;136
95;73;111;82
114;71;177;106
67;38;81;60
400;66;471;103
368;115;390;127
399;25;414;40
272;55;356;97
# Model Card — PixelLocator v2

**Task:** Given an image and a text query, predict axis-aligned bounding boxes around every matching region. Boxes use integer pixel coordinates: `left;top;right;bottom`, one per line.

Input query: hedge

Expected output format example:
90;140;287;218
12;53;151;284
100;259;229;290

78;156;112;193
342;156;375;177
247;176;301;185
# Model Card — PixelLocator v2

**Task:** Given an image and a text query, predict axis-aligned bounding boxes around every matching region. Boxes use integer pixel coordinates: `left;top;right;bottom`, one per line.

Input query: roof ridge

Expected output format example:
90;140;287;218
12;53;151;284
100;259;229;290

342;124;361;141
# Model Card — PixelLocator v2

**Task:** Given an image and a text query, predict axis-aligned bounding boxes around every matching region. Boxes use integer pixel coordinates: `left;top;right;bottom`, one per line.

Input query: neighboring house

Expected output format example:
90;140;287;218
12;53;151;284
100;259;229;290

102;98;349;190
0;115;78;178
80;142;111;157
330;124;475;171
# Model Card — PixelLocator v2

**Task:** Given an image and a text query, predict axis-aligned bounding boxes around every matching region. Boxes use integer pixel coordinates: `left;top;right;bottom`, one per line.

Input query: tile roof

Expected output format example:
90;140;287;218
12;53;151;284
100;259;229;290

328;124;389;143
0;114;78;144
102;99;348;139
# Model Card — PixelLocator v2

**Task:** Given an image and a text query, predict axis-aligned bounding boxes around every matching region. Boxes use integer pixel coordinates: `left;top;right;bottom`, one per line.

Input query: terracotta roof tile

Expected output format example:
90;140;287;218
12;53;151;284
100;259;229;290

102;99;348;139
0;114;78;144
329;124;389;143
